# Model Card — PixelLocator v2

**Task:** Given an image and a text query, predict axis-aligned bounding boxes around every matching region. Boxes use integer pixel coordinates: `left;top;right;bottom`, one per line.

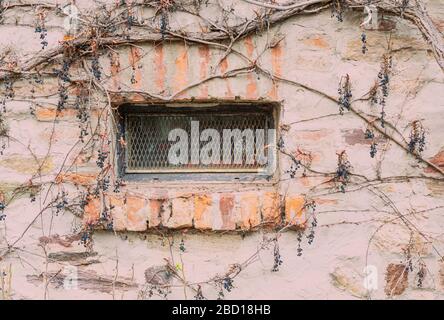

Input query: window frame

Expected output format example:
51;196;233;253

115;102;279;182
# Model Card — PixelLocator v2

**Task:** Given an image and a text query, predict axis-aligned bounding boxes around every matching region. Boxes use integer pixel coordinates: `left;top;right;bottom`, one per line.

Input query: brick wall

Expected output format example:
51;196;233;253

0;0;444;299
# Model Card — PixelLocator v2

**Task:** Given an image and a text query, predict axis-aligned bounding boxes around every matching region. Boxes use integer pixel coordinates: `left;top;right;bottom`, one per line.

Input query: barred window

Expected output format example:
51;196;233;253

118;104;276;175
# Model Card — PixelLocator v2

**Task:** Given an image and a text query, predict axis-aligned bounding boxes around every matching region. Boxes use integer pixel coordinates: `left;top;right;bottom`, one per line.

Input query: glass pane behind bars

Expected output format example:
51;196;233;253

125;112;271;172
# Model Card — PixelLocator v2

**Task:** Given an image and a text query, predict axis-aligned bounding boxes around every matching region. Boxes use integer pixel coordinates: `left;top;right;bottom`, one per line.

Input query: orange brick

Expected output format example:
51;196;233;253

194;195;212;230
148;199;164;228
303;35;330;49
166;197;193;229
126;195;148;231
285;196;306;227
108;195;126;231
262;192;281;224
83;196;101;225
239;193;260;230
35;107;77;122
218;194;236;230
425;149;444;173
56;172;97;186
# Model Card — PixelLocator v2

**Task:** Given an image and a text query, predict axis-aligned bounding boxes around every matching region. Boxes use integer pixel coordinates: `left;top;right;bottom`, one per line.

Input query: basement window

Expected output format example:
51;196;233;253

117;104;277;179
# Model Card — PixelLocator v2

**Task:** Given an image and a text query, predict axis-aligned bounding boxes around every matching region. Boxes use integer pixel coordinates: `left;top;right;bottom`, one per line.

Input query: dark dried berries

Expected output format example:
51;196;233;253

55;191;69;214
408;120;426;155
296;231;303;256
335;151;352;193
96;150;109;168
272;241;283;272
338;74;352;114
179;239;186;252
361;32;367;54
0;202;6;221
222;277;234;292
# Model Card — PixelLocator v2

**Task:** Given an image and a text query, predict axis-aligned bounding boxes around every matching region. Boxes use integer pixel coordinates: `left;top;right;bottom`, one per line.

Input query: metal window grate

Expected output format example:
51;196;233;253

124;110;273;173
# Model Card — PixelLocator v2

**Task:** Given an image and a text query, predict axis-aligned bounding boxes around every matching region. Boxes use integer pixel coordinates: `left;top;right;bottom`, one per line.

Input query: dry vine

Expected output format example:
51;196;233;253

0;0;443;299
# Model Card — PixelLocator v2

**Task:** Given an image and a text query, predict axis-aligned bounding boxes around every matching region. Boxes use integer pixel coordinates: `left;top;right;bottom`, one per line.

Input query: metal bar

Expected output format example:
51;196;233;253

123;110;273;173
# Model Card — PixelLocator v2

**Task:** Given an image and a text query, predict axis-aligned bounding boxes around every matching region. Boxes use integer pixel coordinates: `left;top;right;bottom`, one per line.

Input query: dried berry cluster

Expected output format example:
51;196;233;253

113;178;123;193
80;223;95;250
403;240;427;288
96;149;109;169
364;128;378;158
294;200;317;257
305;200;317;245
55;47;74;112
222;277;234;292
100;204;113;230
361;32;367;54
74;84;90;142
286;160;301;178
285;149;313;179
0;202;5;221
146;284;170;299
4;77;14;100
335;151;352;193
369;54;393;127
272;241;283;272
130;63;142;85
95;175;110;194
55;190;69;214
35;12;48;50
90;39;102;80
179;238;186;252
0;64;15;155
28;73;44;108
331;0;347;22
0;108;7;155
216;273;236;299
408;120;426;155
296;231;303;256
338;74;352;114
416;261;426;288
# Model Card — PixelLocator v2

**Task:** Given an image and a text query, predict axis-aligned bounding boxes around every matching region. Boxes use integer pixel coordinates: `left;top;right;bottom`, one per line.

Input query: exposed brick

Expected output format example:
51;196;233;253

56;172;97;186
425;149;444;173
35;107;77;122
194;195;212;230
0;156;54;174
218;194;236;230
303;35;330;49
343;129;385;146
126;195;148;231
285;196;306;227
166;197;193;229
173;45;188;96
385;263;409;297
148;199;164;228
38;233;81;248
261;192;281;224
108;195;126;231
294;129;333;142
239;193;260;230
83;196;101;225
